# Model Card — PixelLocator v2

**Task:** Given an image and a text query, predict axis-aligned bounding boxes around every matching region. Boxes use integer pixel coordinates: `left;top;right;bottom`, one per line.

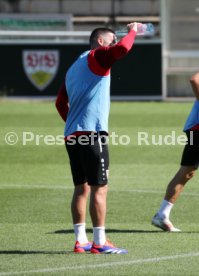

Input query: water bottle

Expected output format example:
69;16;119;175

137;23;154;36
116;23;155;37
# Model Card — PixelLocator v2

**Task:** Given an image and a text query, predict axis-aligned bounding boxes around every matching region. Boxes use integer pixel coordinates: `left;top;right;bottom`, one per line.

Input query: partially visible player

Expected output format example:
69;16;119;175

152;72;199;232
56;23;138;253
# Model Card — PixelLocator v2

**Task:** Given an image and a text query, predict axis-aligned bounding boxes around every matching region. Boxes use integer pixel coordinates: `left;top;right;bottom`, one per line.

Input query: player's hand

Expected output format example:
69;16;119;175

127;22;138;33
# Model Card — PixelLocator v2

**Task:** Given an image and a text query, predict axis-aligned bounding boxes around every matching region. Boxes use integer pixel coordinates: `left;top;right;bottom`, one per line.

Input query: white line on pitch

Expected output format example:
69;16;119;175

0;252;199;276
0;184;72;190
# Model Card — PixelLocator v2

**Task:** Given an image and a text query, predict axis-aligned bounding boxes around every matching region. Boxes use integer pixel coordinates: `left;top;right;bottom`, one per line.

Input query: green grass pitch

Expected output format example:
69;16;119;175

1;100;199;275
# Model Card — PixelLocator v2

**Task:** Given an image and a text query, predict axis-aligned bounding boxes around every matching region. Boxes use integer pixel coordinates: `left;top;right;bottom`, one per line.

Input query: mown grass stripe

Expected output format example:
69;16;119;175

1;252;199;275
0;185;199;197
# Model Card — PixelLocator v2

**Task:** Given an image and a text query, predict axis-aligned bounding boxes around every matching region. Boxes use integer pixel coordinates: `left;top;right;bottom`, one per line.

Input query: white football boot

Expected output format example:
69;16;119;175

152;213;181;232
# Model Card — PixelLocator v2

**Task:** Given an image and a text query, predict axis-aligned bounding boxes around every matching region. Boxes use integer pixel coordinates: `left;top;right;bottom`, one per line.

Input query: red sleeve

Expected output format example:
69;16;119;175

55;82;69;122
92;30;136;70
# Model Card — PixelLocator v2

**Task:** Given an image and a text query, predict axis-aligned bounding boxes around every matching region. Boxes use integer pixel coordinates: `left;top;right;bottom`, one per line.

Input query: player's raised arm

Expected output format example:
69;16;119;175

190;72;199;100
90;22;138;69
112;22;138;57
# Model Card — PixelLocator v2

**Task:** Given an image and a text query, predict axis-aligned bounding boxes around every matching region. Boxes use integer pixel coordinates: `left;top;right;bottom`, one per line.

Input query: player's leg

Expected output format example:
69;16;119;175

83;133;127;254
164;165;196;204
152;130;199;232
71;182;90;224
65;140;91;253
152;165;196;232
81;134;108;246
89;185;107;227
89;183;127;254
89;184;108;243
71;183;92;253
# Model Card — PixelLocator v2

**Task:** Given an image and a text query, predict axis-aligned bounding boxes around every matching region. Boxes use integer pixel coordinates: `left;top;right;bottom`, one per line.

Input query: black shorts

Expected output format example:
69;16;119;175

65;133;109;186
181;130;199;168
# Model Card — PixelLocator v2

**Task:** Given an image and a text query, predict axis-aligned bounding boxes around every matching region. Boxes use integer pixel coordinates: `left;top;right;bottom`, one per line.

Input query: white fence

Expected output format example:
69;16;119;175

161;0;199;98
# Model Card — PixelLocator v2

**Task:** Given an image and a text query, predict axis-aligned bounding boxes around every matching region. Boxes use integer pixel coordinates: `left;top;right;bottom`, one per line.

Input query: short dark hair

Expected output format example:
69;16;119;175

89;27;115;48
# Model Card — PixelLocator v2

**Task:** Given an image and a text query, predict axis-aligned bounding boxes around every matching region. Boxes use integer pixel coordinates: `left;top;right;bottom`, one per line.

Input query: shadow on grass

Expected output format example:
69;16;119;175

0;250;73;255
50;229;199;234
48;228;164;234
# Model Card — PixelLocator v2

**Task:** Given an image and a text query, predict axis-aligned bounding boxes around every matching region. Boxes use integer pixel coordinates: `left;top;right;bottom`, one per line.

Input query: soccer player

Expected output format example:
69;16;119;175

152;72;199;232
56;23;138;253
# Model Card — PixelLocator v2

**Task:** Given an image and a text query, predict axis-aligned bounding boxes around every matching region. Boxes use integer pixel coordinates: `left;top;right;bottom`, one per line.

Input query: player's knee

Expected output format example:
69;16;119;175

75;183;90;196
186;170;195;180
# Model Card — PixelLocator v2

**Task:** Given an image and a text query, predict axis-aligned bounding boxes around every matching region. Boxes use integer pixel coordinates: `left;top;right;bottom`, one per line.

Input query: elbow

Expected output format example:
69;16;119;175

190;73;199;100
190;73;199;86
190;76;196;85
